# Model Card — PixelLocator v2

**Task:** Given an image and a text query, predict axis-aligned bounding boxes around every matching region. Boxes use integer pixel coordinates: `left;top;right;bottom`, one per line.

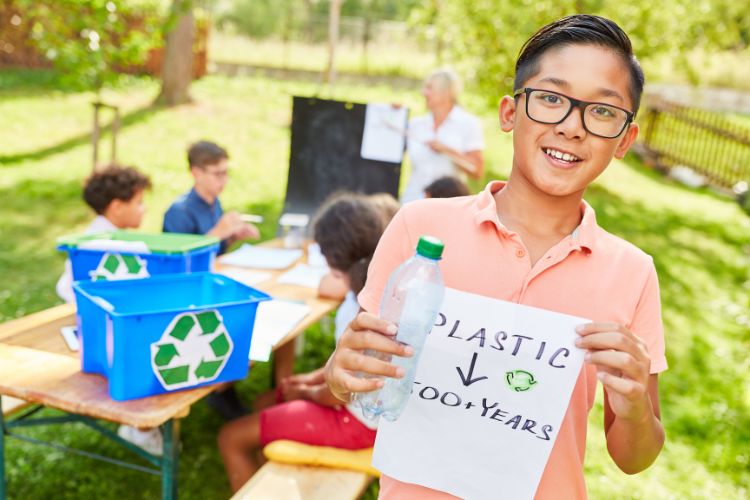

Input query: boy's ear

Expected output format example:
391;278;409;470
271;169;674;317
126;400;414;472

105;198;124;218
499;96;517;132
614;122;639;159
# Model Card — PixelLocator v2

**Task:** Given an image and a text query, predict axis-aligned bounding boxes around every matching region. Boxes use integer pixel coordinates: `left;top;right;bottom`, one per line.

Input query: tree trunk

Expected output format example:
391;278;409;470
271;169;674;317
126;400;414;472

324;0;343;87
156;0;194;106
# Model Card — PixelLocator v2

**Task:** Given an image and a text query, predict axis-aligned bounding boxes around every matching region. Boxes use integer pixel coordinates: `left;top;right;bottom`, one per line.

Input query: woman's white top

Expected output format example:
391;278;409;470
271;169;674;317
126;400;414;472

401;105;484;204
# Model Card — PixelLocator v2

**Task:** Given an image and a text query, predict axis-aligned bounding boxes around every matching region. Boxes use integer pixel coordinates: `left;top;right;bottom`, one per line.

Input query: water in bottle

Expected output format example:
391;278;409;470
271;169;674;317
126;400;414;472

355;235;445;421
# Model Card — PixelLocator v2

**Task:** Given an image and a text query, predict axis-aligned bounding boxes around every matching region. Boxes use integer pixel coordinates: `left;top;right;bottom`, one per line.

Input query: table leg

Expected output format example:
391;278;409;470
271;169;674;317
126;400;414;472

161;419;180;500
0;395;6;500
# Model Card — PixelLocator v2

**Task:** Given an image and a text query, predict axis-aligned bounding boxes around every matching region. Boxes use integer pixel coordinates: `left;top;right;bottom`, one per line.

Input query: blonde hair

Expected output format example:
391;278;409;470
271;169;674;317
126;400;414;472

426;68;462;104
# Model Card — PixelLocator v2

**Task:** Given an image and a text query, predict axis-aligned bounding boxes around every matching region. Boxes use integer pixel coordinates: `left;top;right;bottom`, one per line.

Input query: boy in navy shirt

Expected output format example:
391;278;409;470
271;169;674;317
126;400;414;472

163;140;258;254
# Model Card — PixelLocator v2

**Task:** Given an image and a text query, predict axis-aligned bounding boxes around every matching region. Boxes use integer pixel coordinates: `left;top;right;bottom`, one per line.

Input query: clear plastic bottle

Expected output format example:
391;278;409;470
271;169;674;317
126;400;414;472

355;235;445;421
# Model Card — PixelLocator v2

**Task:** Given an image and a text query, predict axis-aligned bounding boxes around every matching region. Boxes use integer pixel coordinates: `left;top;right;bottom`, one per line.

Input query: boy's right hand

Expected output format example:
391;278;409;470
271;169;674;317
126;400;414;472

324;311;413;403
210;212;259;241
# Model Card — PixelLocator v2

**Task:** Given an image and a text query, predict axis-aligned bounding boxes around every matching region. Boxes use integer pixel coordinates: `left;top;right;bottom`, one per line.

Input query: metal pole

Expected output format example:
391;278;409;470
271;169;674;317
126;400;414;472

92;103;101;170
111;107;120;165
161;419;180;500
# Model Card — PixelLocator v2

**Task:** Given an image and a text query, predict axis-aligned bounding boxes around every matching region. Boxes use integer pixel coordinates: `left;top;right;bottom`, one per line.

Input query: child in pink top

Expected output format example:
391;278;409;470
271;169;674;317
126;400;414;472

325;15;666;499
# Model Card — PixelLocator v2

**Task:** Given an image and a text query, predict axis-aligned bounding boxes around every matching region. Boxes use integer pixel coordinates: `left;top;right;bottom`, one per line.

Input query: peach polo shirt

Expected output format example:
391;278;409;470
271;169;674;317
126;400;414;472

358;181;667;499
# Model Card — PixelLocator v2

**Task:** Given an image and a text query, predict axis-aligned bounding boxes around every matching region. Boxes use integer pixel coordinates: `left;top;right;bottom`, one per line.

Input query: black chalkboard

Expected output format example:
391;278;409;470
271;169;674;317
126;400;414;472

281;96;404;219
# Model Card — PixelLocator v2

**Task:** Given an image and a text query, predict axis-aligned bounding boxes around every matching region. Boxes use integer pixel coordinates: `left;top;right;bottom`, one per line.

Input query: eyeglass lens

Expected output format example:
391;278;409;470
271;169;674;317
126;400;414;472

526;90;629;138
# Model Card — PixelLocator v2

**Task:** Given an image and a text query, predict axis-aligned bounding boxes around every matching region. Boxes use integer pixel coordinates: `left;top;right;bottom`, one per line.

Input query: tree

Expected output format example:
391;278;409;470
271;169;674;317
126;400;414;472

414;0;750;104
324;0;344;87
156;0;195;106
18;0;162;95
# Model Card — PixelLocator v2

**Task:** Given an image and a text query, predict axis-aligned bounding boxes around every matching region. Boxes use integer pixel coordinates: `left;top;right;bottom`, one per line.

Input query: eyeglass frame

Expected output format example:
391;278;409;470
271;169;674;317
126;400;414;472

513;87;635;139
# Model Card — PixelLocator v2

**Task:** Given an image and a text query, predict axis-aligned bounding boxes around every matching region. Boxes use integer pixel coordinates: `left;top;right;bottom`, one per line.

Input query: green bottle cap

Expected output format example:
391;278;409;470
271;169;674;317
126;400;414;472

416;235;444;260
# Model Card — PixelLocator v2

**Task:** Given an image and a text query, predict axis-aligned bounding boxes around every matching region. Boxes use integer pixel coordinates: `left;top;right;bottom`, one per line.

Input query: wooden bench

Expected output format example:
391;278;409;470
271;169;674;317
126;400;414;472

230;462;373;500
1;396;29;417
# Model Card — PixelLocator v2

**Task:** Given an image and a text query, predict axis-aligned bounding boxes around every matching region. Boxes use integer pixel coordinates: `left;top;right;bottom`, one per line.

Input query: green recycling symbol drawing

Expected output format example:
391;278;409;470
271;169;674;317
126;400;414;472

90;252;150;281
150;309;234;390
505;370;538;392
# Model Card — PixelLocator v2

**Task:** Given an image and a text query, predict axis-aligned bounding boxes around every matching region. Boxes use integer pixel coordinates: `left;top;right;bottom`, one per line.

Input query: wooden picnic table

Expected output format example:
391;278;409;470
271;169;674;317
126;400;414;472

0;239;339;500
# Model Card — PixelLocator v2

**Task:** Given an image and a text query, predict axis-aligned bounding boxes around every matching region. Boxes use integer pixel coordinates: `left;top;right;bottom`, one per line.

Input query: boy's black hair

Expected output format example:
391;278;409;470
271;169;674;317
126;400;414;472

187;140;228;169
514;15;645;116
83;164;151;215
424;176;471;198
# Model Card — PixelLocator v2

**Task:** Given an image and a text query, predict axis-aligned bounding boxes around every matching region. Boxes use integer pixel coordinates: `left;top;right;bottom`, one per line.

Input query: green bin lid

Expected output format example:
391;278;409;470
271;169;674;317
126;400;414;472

57;230;220;255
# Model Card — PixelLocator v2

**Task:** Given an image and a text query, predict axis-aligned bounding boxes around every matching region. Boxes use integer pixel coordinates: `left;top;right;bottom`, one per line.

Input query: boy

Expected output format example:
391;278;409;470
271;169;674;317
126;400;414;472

164;140;259;420
55;164;162;455
163;140;258;254
325;15;666;499
56;163;151;303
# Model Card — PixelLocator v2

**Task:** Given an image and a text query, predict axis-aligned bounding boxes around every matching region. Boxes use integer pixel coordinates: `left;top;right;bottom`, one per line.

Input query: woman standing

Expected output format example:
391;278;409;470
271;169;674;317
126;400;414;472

401;68;485;203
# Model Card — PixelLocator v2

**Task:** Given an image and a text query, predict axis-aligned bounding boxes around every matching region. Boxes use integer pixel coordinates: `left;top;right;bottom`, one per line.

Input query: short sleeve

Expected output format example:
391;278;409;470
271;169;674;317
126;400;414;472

55;259;75;304
463;114;484;152
357;208;414;314
163;205;195;234
627;259;667;374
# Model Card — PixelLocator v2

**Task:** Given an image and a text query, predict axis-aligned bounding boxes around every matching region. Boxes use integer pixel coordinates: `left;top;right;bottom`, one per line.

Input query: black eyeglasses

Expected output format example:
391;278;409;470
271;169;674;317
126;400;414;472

513;88;634;139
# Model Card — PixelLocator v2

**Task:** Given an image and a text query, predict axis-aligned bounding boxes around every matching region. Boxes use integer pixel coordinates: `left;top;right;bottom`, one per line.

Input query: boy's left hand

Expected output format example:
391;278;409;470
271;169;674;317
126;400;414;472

575;322;653;423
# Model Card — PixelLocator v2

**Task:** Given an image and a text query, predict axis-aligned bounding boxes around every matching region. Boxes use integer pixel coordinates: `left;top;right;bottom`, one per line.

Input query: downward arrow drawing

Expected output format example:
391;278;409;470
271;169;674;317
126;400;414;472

456;352;489;386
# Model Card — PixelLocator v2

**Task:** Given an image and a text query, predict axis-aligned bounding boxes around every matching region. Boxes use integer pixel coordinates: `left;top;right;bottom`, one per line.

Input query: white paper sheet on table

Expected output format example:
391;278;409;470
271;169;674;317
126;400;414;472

219;244;302;270
276;263;329;288
217;267;272;287
249;300;312;362
360;103;408;163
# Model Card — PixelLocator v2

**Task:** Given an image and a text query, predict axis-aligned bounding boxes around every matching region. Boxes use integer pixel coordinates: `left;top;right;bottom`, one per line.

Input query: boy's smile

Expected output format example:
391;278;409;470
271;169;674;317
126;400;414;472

499;44;639;199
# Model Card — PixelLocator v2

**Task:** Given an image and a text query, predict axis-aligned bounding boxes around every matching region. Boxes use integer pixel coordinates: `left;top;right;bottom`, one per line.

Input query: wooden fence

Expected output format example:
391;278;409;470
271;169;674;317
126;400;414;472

639;98;750;189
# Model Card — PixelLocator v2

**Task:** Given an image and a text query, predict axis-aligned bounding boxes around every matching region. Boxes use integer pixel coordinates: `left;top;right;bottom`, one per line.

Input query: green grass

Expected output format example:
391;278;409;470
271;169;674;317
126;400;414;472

1;68;748;499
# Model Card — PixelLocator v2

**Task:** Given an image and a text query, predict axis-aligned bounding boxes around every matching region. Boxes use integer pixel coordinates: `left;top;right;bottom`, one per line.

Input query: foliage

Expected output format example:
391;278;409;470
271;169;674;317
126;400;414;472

412;0;750;103
16;0;164;93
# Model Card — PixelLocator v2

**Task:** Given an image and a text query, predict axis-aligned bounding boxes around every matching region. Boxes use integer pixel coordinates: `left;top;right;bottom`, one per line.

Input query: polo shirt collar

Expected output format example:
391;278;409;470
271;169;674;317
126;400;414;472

188;187;216;209
473;181;597;253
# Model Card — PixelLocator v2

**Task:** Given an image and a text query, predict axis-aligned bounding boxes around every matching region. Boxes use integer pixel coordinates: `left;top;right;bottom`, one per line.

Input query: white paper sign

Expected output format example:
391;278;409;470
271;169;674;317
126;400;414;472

360;103;408;163
373;288;587;500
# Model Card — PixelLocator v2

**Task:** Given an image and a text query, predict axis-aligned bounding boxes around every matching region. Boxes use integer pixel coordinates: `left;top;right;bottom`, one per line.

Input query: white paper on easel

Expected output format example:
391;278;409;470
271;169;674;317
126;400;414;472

372;288;587;500
360;103;408;163
249;300;312;362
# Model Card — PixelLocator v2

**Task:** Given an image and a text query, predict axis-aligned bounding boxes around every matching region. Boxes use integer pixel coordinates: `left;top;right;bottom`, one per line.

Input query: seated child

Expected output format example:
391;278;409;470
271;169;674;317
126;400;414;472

217;193;398;492
163;140;258;255
56;164;151;303
54;164;161;455
163;140;260;419
424;175;471;198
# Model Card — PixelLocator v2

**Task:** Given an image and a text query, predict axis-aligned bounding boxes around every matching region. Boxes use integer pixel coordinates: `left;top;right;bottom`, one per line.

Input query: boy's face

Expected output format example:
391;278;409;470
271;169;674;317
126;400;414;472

499;44;639;198
110;189;146;229
192;158;229;200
